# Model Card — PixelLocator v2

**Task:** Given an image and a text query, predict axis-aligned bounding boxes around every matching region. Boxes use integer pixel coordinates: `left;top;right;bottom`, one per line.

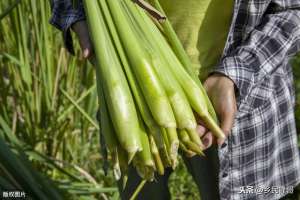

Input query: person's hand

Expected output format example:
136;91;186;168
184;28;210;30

71;20;93;59
197;73;237;149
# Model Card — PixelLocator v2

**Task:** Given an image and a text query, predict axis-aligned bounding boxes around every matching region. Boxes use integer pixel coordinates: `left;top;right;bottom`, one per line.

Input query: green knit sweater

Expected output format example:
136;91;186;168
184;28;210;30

160;0;234;80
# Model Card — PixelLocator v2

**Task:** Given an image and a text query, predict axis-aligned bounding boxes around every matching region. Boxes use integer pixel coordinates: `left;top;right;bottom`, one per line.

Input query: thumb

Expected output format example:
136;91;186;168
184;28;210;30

79;36;93;59
82;48;91;59
72;21;93;59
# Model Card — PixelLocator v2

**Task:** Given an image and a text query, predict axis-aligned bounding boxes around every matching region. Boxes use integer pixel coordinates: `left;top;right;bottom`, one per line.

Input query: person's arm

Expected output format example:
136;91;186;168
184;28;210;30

215;4;300;100
199;2;300;147
49;0;91;57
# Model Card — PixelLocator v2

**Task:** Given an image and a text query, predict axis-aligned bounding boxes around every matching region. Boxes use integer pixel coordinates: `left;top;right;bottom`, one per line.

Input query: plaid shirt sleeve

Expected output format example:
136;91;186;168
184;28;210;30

215;2;300;100
49;0;85;54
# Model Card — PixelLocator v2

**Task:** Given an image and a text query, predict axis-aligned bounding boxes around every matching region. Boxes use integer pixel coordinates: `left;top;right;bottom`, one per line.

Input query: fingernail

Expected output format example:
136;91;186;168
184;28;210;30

203;137;209;147
83;49;89;58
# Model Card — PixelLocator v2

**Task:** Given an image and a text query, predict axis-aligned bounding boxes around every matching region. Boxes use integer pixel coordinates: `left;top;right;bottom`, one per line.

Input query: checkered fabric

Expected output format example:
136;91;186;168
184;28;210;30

49;0;300;199
215;0;300;199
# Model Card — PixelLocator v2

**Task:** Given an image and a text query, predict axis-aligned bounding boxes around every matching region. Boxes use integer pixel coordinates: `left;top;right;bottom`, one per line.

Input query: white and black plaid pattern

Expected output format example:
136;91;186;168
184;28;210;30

215;0;300;199
49;0;300;199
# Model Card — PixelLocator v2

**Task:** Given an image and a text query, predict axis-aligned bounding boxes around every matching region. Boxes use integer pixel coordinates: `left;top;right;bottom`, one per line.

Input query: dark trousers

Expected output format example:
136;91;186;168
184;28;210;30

117;146;220;200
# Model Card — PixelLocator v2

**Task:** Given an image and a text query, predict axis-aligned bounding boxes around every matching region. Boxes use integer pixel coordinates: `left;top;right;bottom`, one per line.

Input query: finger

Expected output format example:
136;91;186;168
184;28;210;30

72;21;93;59
201;132;213;150
83;48;92;59
79;36;93;59
196;124;207;138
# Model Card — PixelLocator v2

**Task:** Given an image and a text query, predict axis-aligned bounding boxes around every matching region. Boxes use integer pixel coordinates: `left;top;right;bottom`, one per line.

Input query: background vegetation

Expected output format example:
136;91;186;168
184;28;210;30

0;0;299;199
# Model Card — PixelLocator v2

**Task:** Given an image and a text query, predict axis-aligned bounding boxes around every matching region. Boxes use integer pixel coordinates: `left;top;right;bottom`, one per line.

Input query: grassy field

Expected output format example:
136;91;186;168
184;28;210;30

0;1;299;200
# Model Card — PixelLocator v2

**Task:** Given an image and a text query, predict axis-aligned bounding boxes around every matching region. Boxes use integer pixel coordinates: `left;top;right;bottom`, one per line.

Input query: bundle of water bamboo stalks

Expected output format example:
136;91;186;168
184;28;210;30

83;0;225;183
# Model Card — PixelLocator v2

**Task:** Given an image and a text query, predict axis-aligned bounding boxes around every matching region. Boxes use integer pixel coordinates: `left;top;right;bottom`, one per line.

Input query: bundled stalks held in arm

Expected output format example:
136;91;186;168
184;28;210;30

83;0;225;191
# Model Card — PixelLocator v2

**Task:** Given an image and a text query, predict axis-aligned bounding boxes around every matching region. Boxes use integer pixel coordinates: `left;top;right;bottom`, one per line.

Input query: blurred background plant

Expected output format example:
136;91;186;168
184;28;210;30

0;0;117;199
0;0;299;200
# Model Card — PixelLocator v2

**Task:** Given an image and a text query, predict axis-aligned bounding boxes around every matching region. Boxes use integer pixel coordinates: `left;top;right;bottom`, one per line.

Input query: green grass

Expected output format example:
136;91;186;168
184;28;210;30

0;0;117;199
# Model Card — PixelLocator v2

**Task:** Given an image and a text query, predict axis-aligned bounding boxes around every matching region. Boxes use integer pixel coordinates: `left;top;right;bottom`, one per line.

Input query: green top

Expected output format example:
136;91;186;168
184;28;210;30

160;0;234;80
